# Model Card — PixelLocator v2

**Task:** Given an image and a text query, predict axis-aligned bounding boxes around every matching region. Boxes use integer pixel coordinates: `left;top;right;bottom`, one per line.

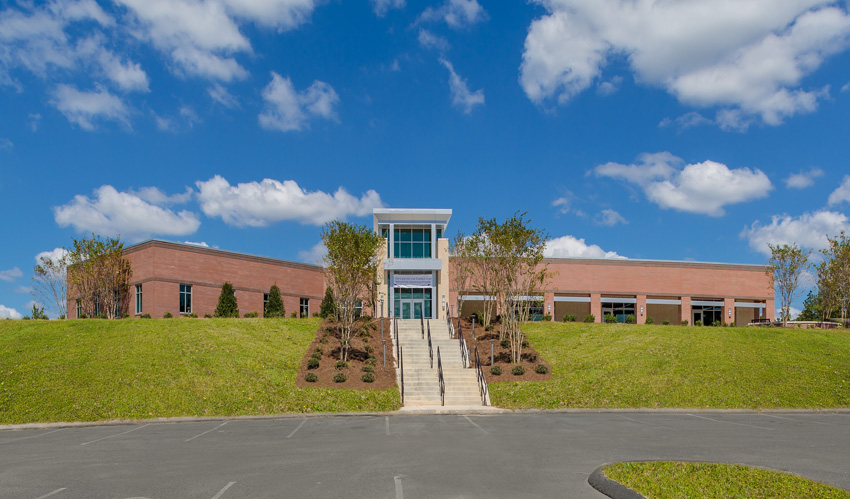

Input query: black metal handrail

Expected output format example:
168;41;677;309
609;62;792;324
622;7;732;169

427;320;433;368
473;347;489;406
437;346;445;406
420;314;424;339
457;321;469;367
394;317;399;361
399;345;404;405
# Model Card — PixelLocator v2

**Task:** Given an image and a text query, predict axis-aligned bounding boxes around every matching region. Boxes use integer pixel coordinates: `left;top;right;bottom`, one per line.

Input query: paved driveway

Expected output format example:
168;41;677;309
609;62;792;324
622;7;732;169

1;411;849;498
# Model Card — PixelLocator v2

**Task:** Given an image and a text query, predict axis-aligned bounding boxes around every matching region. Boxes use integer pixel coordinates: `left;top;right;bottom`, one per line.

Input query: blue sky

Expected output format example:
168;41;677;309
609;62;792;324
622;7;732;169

2;0;850;319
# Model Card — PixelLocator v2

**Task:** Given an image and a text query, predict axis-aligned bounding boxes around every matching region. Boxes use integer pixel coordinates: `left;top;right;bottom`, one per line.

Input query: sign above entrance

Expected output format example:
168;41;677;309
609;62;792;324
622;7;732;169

394;274;434;288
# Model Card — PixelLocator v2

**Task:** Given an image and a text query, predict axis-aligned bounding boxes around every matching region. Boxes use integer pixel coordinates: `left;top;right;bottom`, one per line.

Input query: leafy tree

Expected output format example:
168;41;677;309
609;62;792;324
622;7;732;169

214;282;239;317
264;283;285;317
319;286;335;318
29;304;48;320
67;235;132;319
449;232;473;318
817;232;850;324
32;249;69;319
322;220;383;362
767;243;810;326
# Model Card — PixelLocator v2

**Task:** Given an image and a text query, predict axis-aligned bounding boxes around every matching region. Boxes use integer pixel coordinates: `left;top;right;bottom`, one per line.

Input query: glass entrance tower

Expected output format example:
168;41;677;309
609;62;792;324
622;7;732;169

373;208;452;319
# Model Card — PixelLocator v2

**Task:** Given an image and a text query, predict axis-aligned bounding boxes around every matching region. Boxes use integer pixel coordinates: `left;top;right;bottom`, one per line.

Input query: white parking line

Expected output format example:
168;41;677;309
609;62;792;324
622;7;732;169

758;413;832;425
35;488;66;499
615;414;672;430
688;414;773;431
286;419;307;438
211;481;236;499
394;476;403;499
463;415;488;434
80;424;150;446
186;422;228;442
0;428;63;444
385;416;390;436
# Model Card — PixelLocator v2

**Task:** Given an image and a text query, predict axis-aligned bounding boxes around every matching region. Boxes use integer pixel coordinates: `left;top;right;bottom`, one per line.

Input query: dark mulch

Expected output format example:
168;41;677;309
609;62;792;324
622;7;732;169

296;318;398;389
452;318;552;384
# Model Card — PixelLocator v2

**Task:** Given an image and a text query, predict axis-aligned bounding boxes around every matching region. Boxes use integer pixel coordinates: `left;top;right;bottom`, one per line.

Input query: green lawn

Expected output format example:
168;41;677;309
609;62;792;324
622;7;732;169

603;462;850;498
490;322;850;409
0;318;400;425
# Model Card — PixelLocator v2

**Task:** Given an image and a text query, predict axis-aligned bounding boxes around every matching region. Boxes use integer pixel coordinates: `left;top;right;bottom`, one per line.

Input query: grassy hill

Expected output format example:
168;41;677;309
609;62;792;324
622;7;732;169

0;318;400;425
489;322;850;409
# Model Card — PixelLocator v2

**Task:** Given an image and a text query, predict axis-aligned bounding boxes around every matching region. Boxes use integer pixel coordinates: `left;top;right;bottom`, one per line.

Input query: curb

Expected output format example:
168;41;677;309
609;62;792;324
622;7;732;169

587;465;646;499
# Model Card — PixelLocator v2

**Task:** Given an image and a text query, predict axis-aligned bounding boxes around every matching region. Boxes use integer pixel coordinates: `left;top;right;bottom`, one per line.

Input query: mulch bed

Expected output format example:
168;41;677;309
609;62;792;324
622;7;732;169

452;318;552;384
296;318;398;389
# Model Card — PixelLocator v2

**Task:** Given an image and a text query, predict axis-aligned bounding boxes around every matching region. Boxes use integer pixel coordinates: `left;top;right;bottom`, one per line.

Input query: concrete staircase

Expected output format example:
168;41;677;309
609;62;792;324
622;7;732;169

394;318;486;407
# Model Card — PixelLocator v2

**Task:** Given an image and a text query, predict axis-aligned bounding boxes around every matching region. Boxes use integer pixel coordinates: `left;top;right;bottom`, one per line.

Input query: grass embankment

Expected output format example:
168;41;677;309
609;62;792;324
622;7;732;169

490;322;850;409
0;318;400;425
603;462;850;498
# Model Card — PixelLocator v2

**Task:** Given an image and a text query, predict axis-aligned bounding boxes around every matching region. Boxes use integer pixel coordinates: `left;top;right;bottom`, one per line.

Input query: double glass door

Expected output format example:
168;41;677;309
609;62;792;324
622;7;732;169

400;300;425;319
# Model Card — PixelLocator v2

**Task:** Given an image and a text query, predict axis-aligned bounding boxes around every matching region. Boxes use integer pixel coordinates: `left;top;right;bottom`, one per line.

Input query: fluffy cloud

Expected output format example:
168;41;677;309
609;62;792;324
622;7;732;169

53;185;201;240
35;248;69;265
259;72;339;132
593;152;772;216
594;209;627;227
418;29;450;51
208;83;240;108
828;175;850;206
298;242;327;265
418;0;487;29
741;210;850;256
0;304;22;319
50;84;130;130
520;1;850;127
0;267;22;282
784;168;824;189
439;58;484;114
544;235;625;259
196;175;384;226
372;0;405;17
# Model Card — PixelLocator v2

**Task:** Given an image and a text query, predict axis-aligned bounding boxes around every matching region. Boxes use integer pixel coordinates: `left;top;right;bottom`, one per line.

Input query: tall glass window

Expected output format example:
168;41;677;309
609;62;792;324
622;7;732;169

76;299;81;319
601;302;635;323
135;284;142;314
180;284;192;314
94;295;100;316
300;298;309;318
393;288;432;319
393;227;431;259
114;290;121;317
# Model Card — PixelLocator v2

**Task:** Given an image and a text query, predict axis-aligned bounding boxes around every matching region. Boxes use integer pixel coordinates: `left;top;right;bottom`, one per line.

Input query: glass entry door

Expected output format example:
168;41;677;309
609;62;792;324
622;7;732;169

400;300;424;319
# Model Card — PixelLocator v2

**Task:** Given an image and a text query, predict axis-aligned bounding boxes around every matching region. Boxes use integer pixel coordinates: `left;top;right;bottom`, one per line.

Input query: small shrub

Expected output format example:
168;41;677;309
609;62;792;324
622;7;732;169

500;339;509;348
712;320;722;327
78;313;87;319
314;347;323;355
333;373;347;383
214;281;239;318
163;312;173;318
366;357;377;366
511;365;525;376
625;314;636;324
645;316;654;325
140;313;151;319
361;373;375;383
563;314;577;322
364;345;374;353
204;313;213;318
304;373;318;383
604;314;617;324
96;313;108;319
695;321;703;327
312;312;319;317
490;365;502;375
244;311;259;318
521;340;529;347
541;314;552;321
290;312;297;318
311;352;322;362
681;320;689;326
307;358;319;369
362;365;374;373
484;324;493;331
122;313;130;319
535;364;548;374
662;320;670;325
584;314;595;323
334;360;348;370
188;312;198;318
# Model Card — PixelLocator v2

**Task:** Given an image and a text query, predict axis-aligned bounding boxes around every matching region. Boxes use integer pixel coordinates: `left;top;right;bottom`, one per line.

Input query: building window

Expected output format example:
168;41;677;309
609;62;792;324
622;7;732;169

180;284;192;314
94;295;100;317
601;302;635;323
264;293;269;310
136;284;142;314
393;227;432;259
114;290;121;317
300;298;309;318
76;299;81;319
355;300;363;318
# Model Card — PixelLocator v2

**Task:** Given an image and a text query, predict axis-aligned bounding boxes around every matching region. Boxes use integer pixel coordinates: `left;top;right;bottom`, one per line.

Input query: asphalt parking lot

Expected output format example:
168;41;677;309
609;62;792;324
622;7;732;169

2;411;849;498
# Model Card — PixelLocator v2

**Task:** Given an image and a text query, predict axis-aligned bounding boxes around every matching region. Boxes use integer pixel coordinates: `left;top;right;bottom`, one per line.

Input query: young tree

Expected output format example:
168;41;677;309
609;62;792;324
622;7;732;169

32;249;69;319
767;243;810;326
319;286;335;318
264;283;285;317
322;220;383;362
818;232;850;324
449;232;473;318
67;235;133;319
215;282;239;317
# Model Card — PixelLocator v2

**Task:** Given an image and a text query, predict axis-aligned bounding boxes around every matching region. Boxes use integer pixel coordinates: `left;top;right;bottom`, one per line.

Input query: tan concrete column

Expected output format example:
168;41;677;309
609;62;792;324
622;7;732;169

724;298;735;325
681;296;691;325
545;292;554;321
590;293;602;323
636;295;647;324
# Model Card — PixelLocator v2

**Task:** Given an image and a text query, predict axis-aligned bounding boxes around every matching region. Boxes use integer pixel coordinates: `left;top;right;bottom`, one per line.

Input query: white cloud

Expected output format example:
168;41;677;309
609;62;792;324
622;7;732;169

439;58;484;114
0;138;12;150
50;84;130;130
658;112;713;130
545;235;625;259
195;175;384;226
35;248;69;265
53;185;201;240
0;305;22;320
418;0;487;29
552;196;570;214
131;186;194;205
298;241;327;265
418;29;450;51
259;72;339;132
14;286;31;294
182;240;209;247
842;81;850;92
0;267;23;282
154;107;201;132
372;0;405;17
828;175;850;206
784;168;824;189
596;76;622;96
27;113;41;132
594;209;627;226
593;152;772;216
741;209;850;256
208;83;240;108
520;1;850;127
